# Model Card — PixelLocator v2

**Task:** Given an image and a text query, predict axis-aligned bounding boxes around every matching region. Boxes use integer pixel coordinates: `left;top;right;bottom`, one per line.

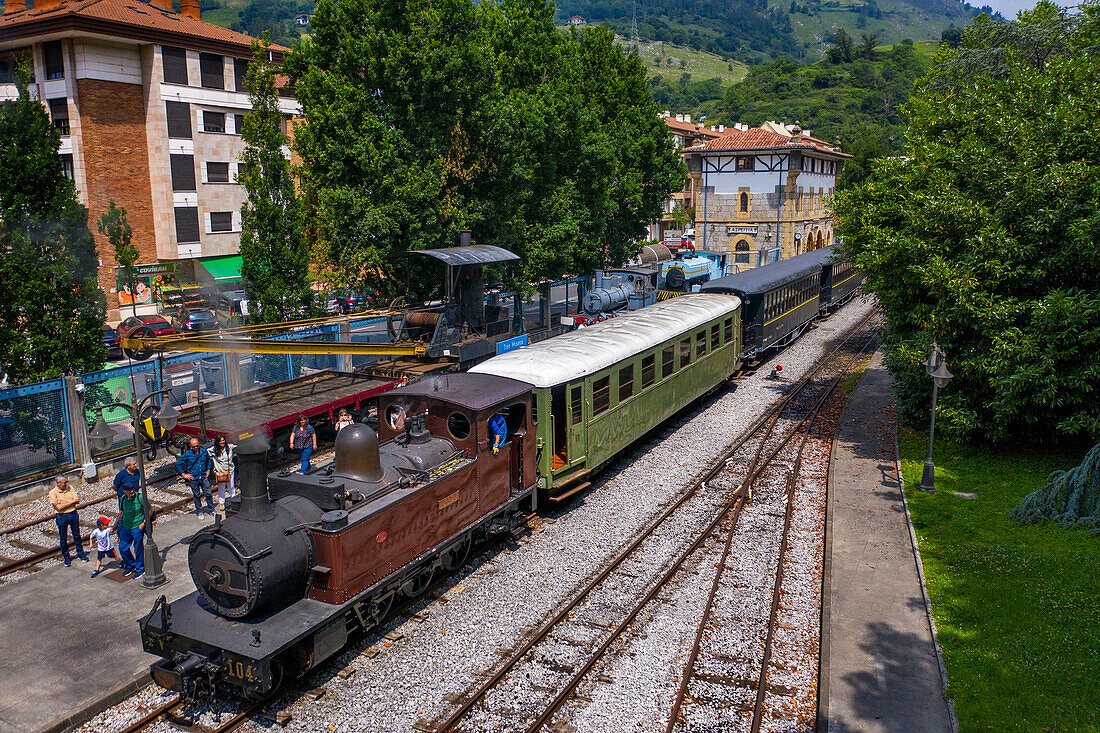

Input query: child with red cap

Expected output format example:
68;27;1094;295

89;516;119;578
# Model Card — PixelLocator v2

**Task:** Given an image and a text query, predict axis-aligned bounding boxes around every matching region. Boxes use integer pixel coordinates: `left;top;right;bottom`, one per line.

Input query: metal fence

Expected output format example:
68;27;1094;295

0;379;71;485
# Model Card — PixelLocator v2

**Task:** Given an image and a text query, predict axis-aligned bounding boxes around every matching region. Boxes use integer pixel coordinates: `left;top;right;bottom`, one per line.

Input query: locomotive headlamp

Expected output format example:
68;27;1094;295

89;410;115;453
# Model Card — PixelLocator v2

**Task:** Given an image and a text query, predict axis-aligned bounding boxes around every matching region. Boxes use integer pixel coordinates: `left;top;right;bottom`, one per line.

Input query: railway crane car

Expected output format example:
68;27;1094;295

140;373;537;700
470;293;742;500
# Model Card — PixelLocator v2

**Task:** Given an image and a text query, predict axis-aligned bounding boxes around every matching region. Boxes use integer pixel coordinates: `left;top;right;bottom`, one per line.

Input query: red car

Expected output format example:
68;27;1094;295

117;315;177;339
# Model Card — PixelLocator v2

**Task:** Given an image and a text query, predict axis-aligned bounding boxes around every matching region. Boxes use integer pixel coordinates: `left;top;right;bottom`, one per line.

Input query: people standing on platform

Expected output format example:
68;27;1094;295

177;438;215;516
335;408;354;433
113;458;140;500
116;484;146;579
89;517;119;578
48;476;88;566
290;415;317;475
208;435;236;513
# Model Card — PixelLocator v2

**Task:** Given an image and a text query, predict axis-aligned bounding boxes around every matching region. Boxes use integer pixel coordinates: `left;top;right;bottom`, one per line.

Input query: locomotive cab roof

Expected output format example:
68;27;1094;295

382;373;531;412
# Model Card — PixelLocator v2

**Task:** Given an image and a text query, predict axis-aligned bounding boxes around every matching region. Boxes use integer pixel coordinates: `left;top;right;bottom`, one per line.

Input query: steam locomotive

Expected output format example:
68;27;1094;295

141;373;537;700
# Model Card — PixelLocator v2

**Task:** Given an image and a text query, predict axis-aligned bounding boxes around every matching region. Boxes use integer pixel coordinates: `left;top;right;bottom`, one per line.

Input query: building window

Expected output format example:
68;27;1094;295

234;57;249;92
210;212;233;232
60;154;73;180
162;46;188;85
592;376;610;416
170;154;196;191
166;101;192;138
48;98;69;135
43;41;64;80
206;162;230;183
735;239;750;264
736;155;754;171
202;110;225;133
740;192;749;212
234;113;246;136
199;53;224;89
175;207;200;243
618;365;634;402
236;162;251;182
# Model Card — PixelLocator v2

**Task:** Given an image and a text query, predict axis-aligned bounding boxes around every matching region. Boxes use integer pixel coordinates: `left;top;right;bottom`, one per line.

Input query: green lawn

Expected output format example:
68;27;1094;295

899;429;1100;732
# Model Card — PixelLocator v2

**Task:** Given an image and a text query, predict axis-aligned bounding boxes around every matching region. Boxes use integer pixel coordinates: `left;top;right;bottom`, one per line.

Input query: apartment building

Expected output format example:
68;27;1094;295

0;0;298;320
681;121;850;268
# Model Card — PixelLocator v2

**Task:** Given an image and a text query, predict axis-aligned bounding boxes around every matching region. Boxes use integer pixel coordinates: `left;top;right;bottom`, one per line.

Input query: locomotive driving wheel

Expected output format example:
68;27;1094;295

400;566;435;598
441;535;472;572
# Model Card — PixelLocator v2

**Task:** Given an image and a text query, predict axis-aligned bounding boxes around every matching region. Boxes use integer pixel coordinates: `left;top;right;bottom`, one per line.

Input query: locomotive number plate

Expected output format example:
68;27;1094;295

224;656;266;687
438;491;460;511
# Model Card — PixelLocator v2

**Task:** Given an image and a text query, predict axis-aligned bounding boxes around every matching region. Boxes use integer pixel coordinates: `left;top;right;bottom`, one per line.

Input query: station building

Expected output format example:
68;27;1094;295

0;0;299;321
647;111;722;241
681;121;850;268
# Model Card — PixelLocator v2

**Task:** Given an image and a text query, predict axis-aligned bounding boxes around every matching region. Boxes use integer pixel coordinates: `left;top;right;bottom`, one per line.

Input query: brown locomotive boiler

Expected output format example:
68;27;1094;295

141;373;537;700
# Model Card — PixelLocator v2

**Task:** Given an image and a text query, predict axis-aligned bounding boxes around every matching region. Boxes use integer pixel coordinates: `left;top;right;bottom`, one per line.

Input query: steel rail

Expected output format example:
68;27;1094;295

664;327;878;732
434;307;879;733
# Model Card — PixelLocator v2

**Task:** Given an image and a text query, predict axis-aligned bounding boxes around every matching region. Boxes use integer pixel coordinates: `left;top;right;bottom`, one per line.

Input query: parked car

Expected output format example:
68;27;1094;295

329;289;377;314
173;307;220;333
102;328;123;360
117;315;177;340
215;291;249;327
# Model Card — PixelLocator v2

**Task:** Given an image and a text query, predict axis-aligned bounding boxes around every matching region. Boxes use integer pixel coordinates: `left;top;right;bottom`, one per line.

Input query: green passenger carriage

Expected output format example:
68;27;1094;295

470;294;742;500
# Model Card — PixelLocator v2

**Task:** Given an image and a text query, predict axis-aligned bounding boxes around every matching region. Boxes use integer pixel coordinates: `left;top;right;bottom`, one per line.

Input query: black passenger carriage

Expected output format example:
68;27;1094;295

814;246;862;311
701;255;824;359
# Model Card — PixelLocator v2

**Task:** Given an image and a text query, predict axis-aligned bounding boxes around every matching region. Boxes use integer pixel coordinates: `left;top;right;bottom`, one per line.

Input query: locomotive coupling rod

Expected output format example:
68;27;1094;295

120;335;430;357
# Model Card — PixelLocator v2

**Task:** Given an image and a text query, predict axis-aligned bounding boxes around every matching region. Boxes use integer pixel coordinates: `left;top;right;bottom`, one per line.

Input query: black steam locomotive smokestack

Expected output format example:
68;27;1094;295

236;433;276;520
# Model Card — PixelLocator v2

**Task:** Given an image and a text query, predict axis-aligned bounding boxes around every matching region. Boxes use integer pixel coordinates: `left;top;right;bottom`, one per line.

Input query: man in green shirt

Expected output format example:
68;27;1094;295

117;484;146;579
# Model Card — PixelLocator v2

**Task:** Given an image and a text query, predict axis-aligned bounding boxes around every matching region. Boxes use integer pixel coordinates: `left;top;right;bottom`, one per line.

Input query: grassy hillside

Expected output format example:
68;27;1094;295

632;40;750;87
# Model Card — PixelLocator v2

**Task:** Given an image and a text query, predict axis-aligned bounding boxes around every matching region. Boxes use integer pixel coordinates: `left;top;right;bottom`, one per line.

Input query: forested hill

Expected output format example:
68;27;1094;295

555;0;991;63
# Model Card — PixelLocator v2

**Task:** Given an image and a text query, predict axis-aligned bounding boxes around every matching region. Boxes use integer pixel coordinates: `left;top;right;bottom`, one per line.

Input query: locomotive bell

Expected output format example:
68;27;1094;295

334;423;384;483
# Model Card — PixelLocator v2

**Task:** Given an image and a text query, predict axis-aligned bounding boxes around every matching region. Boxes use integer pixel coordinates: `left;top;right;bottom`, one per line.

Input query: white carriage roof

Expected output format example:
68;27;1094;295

469;293;741;388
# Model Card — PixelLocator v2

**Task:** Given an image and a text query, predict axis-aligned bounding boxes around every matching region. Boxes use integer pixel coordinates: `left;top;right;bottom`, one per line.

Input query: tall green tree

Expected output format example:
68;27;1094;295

0;65;105;383
833;1;1100;444
287;0;683;291
97;199;138;318
238;38;314;325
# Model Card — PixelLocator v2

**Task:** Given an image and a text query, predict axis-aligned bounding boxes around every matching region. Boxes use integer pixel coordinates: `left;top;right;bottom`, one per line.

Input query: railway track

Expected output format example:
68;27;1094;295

428;310;878;733
116;694;269;733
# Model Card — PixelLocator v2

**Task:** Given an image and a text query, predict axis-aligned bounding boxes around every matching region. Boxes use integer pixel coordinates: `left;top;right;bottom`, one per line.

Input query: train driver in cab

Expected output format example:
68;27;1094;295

489;412;507;455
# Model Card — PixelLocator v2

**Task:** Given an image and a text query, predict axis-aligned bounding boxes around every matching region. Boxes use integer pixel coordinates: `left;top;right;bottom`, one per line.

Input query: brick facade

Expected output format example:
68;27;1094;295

75;77;157;314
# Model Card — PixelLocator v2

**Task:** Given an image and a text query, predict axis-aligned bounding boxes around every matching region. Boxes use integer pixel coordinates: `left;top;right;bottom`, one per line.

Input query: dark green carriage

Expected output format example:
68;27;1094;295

470;294;742;498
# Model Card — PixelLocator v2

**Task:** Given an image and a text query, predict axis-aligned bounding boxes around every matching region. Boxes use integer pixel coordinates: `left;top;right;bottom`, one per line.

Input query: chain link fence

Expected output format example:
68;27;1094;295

0;380;72;484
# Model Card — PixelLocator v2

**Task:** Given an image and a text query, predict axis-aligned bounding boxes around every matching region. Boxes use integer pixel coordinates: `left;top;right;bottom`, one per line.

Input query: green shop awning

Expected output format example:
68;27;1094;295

198;255;243;283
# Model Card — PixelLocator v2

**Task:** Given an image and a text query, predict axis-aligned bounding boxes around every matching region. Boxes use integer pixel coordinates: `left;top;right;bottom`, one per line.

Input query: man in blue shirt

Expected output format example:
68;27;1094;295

489;413;507;455
113;458;140;500
176;437;215;516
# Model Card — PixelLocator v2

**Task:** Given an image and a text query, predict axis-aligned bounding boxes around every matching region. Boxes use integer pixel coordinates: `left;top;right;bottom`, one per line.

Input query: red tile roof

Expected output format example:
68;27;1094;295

663;116;721;138
0;0;287;56
685;125;850;157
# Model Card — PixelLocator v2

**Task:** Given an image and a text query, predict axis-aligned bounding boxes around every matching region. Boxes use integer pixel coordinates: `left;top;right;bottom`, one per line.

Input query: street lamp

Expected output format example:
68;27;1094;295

918;343;953;492
88;389;179;588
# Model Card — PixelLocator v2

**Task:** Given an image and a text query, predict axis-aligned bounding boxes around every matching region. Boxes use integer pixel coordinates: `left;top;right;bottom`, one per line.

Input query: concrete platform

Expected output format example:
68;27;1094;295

0;511;211;733
819;352;956;733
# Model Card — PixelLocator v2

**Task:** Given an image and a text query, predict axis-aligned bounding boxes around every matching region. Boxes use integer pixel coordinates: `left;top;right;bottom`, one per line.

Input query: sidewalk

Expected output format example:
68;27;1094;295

819;352;955;733
0;510;209;733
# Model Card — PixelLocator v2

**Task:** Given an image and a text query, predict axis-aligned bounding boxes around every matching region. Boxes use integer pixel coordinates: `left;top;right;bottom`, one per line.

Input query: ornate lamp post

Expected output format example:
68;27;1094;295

919;343;953;493
88;390;179;588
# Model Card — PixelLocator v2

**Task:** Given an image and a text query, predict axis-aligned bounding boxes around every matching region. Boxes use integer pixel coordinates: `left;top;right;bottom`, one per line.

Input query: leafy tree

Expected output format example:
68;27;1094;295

858;31;879;60
97;200;138;318
288;0;684;290
670;202;695;229
834;2;1100;444
826;28;855;63
0;64;105;384
238;38;314;324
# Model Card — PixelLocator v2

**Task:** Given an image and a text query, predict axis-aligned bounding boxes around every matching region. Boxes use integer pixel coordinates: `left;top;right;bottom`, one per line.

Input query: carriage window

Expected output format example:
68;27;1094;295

593;376;610;415
711;324;720;350
531;396;538;424
447;412;471;440
570;385;583;425
724;318;733;343
619;365;634;401
680;338;692;367
696;330;707;357
662;346;675;378
641;354;656;388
